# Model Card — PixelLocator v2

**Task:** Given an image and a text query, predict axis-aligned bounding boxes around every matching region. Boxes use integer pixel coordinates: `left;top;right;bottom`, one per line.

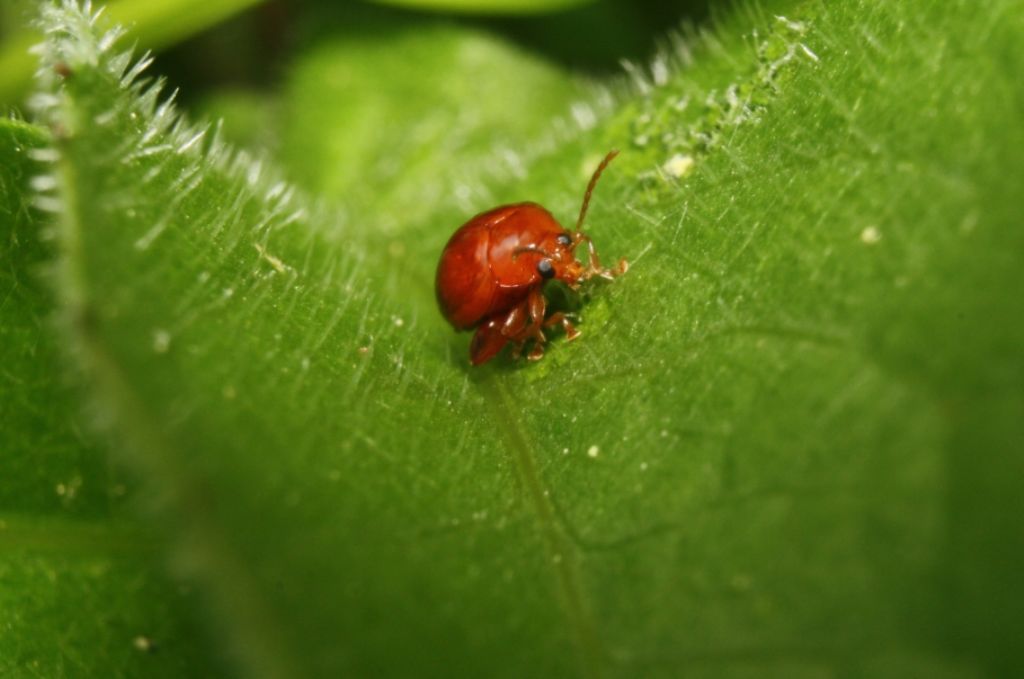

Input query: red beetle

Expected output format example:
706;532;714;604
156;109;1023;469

436;150;628;365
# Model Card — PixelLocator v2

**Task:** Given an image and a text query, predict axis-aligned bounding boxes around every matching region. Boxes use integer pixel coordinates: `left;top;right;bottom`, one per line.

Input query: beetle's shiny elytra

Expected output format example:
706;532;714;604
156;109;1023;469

435;150;628;365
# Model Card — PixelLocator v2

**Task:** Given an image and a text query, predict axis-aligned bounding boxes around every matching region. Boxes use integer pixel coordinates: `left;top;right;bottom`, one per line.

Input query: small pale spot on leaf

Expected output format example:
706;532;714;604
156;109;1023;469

152;329;171;353
132;635;156;653
662;154;695;179
860;225;882;244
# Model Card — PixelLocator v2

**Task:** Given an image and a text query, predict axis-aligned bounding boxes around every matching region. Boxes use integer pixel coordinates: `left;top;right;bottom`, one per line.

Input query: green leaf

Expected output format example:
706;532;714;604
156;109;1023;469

0;0;265;105
278;18;588;200
0;118;231;677
193;89;278;155
364;0;596;15
0;1;39;38
27;1;1024;678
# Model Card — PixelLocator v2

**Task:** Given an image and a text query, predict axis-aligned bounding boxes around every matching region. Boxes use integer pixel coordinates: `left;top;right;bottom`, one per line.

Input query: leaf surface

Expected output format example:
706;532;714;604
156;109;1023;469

25;1;1024;677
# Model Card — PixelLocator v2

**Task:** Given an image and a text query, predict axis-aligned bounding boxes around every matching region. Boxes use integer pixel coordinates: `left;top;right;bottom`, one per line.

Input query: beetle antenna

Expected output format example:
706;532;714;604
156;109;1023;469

575;149;619;233
512;245;552;260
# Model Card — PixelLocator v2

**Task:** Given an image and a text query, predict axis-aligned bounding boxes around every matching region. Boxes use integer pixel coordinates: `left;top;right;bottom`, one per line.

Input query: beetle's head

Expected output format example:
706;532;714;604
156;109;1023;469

512;231;585;288
514;227;628;288
510;149;629;288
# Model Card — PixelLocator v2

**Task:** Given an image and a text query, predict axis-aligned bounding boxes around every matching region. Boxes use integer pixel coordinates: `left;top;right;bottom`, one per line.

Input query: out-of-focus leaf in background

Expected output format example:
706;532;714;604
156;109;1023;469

0;0;266;104
0;117;232;677
366;0;596;14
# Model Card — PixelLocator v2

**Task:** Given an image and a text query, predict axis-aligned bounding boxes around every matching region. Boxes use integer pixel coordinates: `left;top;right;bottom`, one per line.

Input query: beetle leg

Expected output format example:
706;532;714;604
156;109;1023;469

488;291;579;363
584;236;603;272
469;317;509;366
500;289;549;361
503;290;544;341
574;233;628;281
543;312;581;341
526;342;546;361
500;302;529;337
526;289;551;360
506;303;528;360
587;240;628;280
501;300;535;361
526;288;546;329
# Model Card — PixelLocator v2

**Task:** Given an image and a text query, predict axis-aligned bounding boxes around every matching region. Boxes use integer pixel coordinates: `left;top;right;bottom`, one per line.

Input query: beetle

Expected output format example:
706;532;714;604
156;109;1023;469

435;150;627;365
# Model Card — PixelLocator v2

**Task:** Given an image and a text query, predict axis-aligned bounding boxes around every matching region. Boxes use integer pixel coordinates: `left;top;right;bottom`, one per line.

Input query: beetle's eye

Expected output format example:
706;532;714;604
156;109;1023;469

537;259;555;279
556;233;572;247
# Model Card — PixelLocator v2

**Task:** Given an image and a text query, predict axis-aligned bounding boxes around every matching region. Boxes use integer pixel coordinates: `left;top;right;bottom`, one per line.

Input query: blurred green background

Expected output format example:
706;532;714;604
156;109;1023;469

0;0;714;107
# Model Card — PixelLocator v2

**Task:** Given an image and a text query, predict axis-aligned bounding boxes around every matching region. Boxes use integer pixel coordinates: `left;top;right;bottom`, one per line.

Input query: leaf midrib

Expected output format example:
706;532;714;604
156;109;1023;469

0;514;156;554
479;377;605;679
